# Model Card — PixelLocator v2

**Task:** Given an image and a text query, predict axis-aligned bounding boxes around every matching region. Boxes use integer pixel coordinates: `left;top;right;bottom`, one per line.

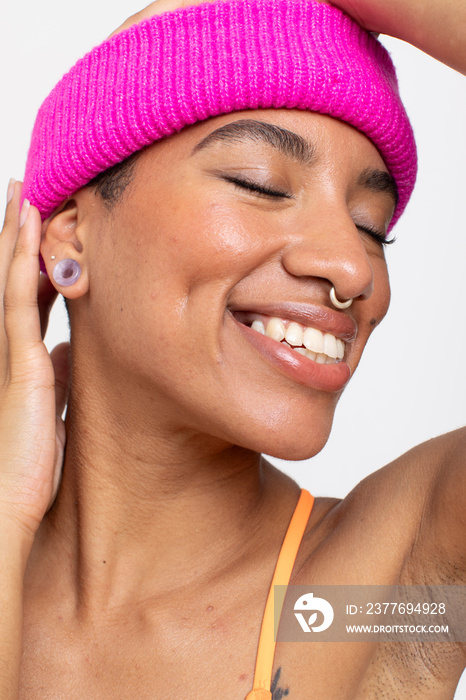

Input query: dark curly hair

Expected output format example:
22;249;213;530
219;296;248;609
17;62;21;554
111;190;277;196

86;151;140;206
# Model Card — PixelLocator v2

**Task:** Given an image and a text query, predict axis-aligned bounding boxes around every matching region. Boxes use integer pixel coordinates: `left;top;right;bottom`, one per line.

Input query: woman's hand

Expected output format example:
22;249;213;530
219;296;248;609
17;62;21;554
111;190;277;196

110;0;216;36
113;0;466;76
0;181;69;543
329;0;466;75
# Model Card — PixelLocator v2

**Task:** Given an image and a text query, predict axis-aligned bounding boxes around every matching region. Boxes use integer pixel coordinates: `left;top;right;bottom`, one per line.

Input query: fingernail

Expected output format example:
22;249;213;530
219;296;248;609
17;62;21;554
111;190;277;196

6;178;16;204
19;199;30;228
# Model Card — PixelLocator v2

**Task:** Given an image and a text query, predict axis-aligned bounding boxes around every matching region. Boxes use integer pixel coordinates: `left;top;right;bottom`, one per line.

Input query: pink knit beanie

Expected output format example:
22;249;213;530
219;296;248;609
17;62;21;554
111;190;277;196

23;0;416;233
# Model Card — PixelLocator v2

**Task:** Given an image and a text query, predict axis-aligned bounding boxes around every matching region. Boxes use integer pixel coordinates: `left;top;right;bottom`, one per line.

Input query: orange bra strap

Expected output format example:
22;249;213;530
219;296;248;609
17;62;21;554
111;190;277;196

245;489;314;699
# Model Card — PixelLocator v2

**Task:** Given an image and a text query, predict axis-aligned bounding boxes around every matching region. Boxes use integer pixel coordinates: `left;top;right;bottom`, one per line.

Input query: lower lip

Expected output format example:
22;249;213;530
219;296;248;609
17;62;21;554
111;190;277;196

232;316;351;392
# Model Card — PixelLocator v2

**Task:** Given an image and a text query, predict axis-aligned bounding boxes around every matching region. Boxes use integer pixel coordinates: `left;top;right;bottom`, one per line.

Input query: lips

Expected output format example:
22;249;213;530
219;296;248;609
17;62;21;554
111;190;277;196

228;303;356;392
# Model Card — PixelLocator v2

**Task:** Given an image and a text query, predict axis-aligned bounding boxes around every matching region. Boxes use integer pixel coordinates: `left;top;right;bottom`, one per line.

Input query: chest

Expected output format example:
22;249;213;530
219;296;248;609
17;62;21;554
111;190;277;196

20;590;462;700
19;633;461;700
20;584;267;699
20;500;463;700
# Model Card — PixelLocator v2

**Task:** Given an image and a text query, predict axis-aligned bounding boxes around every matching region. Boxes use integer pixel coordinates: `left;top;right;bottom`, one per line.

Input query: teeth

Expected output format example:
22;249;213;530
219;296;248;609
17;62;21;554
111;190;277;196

265;317;286;341
251;320;265;335
303;327;324;354
248;315;346;365
285;322;304;347
323;333;338;359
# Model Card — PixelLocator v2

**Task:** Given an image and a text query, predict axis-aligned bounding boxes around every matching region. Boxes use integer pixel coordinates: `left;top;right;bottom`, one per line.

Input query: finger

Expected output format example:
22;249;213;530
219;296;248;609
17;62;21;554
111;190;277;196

0;182;24;373
38;273;59;339
3;201;45;377
46;414;66;512
0;180;22;304
1;178;19;231
110;0;223;37
50;342;70;418
1;178;16;221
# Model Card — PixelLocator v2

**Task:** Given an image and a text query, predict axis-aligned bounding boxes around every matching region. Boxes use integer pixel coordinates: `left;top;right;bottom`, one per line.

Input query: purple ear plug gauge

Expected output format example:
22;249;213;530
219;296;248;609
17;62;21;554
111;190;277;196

52;259;81;287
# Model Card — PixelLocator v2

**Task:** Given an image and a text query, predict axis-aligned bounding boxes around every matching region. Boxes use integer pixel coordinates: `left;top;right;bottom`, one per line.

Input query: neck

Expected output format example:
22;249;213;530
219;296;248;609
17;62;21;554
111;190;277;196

30;357;297;613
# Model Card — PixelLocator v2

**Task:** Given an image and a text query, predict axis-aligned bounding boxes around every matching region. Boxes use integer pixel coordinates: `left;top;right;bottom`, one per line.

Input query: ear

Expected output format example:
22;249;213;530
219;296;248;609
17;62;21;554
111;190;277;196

41;199;89;299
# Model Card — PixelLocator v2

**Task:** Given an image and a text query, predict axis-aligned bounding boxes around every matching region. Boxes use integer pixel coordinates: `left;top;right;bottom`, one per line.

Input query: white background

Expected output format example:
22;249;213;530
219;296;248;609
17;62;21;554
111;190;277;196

2;0;465;695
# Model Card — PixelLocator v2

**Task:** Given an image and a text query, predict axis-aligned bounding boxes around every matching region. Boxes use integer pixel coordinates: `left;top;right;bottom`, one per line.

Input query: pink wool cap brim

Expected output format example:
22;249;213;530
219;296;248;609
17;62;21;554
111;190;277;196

23;0;417;233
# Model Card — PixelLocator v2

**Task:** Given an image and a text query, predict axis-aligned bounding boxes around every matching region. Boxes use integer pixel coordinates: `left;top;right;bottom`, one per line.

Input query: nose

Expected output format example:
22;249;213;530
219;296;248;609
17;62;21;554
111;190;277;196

281;206;374;303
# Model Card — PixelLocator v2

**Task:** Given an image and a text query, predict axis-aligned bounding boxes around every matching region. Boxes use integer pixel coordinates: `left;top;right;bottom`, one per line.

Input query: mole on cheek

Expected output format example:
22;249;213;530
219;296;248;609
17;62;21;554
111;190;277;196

369;318;378;327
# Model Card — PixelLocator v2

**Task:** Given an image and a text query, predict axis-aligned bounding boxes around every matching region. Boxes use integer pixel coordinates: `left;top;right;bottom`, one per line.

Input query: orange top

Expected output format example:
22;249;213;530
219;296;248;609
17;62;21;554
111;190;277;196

245;489;315;700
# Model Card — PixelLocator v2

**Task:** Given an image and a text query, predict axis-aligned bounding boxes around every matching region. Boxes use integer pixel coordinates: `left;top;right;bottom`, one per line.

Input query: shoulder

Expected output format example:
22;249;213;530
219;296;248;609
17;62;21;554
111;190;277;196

297;427;466;585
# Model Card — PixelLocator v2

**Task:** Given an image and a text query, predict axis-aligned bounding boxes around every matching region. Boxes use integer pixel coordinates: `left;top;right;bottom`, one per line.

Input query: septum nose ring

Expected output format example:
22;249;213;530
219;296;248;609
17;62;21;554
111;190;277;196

330;287;353;310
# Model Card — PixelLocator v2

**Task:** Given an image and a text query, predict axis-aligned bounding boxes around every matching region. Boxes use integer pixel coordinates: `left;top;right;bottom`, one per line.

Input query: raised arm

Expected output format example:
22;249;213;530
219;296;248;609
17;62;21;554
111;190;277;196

115;0;466;74
329;0;466;584
330;0;466;74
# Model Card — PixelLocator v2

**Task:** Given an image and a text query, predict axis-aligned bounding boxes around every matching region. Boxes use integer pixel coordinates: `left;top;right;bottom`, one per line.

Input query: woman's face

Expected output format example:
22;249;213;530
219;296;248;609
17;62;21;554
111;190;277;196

66;108;394;460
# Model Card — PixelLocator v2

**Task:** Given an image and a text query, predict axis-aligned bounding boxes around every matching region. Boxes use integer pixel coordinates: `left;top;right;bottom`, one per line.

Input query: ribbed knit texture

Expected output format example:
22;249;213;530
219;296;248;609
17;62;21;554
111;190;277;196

23;0;417;233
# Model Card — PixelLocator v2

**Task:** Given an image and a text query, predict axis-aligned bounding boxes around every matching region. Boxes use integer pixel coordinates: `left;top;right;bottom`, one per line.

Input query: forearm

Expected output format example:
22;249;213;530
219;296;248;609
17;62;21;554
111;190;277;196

0;527;32;700
333;0;466;74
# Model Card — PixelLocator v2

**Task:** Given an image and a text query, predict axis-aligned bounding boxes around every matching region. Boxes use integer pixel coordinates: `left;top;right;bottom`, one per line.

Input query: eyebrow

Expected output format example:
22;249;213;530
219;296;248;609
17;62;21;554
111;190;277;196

357;168;399;209
191;118;399;207
191;119;316;165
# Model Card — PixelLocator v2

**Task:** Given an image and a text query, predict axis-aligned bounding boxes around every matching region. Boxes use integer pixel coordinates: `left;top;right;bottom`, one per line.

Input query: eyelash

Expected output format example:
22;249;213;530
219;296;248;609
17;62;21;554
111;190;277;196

356;224;395;247
224;175;292;199
225;176;395;247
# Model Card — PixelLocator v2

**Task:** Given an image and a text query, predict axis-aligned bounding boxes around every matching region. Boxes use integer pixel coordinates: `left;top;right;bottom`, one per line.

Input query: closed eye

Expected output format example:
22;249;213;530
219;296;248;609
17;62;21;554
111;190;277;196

356;223;395;247
223;175;292;199
224;175;394;245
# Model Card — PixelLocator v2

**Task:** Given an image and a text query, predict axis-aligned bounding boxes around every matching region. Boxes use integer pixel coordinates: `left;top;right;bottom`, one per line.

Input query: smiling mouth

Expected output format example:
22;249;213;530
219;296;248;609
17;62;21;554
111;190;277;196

232;312;346;364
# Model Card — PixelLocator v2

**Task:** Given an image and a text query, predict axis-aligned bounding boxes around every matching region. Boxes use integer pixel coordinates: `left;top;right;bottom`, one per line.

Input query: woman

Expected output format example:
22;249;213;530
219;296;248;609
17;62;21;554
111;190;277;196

1;0;465;698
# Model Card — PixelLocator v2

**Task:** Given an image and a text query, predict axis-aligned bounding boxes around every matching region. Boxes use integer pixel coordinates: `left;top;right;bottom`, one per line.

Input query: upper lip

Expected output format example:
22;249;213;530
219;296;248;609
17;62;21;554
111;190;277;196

228;302;357;342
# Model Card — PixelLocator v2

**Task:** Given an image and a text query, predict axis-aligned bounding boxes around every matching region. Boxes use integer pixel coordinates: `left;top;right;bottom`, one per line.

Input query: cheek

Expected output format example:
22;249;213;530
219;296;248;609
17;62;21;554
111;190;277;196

116;188;272;304
162;199;268;286
86;192;272;367
373;259;391;322
360;258;391;340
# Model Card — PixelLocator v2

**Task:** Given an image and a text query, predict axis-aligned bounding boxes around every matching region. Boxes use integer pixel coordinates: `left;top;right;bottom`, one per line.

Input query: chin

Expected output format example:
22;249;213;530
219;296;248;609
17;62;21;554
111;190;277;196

261;435;331;462
229;413;335;462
